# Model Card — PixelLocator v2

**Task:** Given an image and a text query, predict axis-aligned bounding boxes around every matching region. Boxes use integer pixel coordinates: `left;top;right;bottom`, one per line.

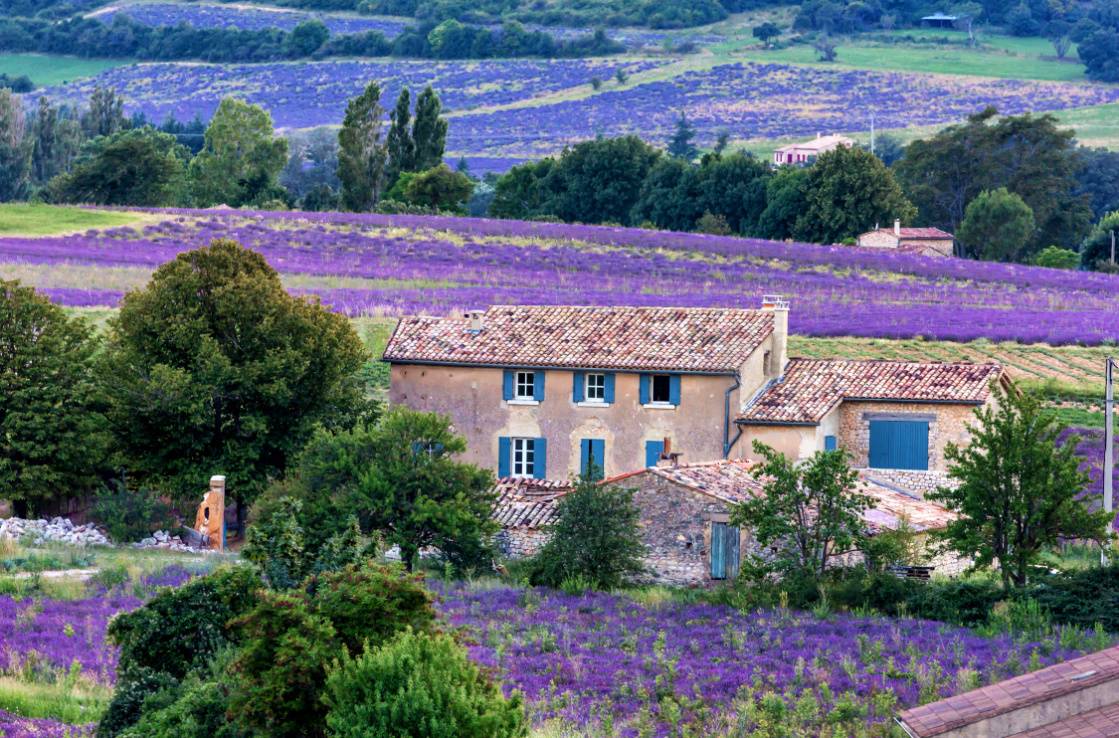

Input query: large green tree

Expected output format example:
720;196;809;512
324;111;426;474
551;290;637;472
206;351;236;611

30;97;83;187
81;86;128;139
895;108;1091;257
50;127;188;206
1080;210;1119;269
100;240;370;523
542;135;662;225
412;85;448;172
929;382;1112;590
0;88;30;201
731;441;870;581
337;82;387;212
488;158;556;220
402;163;474;213
756;165;810;240
254;407;496;571
957;187;1035;261
793;144;916;243
0;280;109;517
384;87;416;189
188;97;288;207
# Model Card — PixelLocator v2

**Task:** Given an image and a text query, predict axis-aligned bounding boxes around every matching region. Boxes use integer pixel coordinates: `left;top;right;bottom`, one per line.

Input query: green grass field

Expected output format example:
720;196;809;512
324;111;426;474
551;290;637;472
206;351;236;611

0;204;148;237
0;54;130;87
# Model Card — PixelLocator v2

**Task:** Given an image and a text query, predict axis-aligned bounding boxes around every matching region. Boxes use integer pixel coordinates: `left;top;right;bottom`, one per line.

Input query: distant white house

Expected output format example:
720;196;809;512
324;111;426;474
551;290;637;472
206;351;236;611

772;133;854;167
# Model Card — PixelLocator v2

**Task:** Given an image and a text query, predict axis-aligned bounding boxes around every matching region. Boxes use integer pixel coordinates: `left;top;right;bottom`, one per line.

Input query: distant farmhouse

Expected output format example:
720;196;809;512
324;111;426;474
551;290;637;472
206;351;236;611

857;219;956;257
772;133;854;166
384;300;1006;584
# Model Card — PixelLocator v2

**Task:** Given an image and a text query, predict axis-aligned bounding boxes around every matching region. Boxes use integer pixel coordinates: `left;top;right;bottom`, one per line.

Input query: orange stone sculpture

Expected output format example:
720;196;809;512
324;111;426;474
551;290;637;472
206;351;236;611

194;475;226;551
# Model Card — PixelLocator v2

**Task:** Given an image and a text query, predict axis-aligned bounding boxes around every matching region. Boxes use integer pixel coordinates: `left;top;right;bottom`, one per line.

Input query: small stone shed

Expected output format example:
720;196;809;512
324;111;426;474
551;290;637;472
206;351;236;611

856;220;955;257
897;644;1119;738
492;460;962;586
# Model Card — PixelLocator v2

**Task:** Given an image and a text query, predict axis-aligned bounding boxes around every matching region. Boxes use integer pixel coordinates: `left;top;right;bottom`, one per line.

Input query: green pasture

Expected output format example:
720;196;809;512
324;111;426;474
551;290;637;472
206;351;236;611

0;204;147;237
0;54;130;87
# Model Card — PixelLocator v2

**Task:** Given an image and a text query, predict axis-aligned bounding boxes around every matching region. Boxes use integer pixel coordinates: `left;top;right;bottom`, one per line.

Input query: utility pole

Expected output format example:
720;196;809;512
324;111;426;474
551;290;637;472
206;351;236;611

870;112;876;156
1110;229;1115;266
1105;357;1115;566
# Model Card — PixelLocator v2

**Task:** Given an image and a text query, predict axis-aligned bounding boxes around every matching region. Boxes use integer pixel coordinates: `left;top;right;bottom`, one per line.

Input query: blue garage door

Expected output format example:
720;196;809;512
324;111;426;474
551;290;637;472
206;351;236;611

868;420;929;470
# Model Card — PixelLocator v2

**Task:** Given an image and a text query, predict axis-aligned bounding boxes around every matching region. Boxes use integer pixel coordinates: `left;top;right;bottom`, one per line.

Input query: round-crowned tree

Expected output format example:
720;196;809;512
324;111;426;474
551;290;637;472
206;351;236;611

0;280;109;516
100;239;371;523
958;187;1035;261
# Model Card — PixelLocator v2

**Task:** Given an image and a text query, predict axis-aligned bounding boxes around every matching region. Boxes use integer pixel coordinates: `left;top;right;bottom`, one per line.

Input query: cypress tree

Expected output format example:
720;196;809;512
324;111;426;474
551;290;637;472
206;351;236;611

337;82;387;212
384;87;415;190
411;86;447;172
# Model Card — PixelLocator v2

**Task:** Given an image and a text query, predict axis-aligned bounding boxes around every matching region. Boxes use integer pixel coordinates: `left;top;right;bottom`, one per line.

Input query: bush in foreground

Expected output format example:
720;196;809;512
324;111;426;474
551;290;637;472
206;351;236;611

324;629;527;738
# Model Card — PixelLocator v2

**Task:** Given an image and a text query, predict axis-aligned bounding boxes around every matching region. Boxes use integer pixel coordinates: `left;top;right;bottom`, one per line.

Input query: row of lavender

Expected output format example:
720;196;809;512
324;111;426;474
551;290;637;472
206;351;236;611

5;209;1118;344
32;59;1119;157
0;573;1096;737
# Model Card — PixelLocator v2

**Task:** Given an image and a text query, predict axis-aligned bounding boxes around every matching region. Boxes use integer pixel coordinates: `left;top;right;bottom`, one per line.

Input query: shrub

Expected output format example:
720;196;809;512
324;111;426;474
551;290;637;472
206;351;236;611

117;650;243;738
1026;564;1119;632
308;563;436;656
1033;245;1080;269
323;629;528;738
531;476;646;590
903;578;1005;627
92;482;176;544
228;591;340;738
99;566;262;737
242;496;308;589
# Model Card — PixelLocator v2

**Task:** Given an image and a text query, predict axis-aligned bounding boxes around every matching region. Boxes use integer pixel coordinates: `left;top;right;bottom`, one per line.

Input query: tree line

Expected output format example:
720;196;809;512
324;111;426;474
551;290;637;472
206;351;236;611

0;83;479;214
0;13;624;63
488;109;1119;269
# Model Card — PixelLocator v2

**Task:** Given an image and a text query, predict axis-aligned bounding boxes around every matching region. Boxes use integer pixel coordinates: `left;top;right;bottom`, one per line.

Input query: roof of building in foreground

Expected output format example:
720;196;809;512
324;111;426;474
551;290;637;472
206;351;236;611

383;305;775;374
740;358;1004;425
897;645;1119;738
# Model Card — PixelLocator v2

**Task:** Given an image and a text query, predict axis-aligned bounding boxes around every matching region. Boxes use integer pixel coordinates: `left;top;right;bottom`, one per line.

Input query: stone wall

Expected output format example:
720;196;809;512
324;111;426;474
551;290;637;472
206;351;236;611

860;469;957;499
900;238;954;257
496;528;550;559
838;401;978;473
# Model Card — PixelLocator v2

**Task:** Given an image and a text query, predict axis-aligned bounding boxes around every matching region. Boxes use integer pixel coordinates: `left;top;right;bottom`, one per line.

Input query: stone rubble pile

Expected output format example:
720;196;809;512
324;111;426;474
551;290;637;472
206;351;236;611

132;530;199;552
0;517;111;547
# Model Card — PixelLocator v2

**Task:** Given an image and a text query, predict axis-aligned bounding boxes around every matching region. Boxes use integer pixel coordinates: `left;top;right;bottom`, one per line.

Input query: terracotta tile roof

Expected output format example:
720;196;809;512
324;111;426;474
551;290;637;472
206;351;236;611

775;134;854;153
868;226;954;239
898;646;1119;737
1008;702;1119;738
610;461;955;532
383;306;774;373
491;478;572;529
740;359;1003;425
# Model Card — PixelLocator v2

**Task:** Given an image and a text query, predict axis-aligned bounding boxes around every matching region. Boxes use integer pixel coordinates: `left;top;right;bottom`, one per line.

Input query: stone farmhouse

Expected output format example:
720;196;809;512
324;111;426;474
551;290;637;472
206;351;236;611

771;133;854;166
856;219;956;257
897;644;1119;738
384;300;1006;584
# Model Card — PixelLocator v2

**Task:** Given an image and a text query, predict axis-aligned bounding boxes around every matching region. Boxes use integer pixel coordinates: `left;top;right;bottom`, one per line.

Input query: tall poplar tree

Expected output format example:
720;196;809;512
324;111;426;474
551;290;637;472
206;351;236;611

384;88;415;190
411;86;447;172
0;89;29;201
337;82;387;212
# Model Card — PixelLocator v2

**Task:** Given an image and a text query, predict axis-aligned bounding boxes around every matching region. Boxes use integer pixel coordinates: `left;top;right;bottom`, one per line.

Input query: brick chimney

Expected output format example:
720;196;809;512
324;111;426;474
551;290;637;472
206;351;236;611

761;295;789;377
465;310;484;334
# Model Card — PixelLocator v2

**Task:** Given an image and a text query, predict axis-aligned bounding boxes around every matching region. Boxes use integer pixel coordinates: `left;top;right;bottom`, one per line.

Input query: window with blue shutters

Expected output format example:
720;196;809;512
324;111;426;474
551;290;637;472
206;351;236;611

641;374;680;406
574;372;612;404
824;435;837;451
710;522;740;579
868;420;929;470
504;437;547;478
645;440;664;468
580;438;605;480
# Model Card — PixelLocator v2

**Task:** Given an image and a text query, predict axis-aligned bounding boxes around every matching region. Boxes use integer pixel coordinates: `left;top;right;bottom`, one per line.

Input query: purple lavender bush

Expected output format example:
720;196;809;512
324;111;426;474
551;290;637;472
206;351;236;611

0;709;91;738
1059;426;1119;531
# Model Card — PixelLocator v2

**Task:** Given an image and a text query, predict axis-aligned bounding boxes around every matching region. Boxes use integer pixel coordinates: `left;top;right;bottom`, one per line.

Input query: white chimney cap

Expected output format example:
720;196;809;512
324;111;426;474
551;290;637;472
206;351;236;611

761;294;789;310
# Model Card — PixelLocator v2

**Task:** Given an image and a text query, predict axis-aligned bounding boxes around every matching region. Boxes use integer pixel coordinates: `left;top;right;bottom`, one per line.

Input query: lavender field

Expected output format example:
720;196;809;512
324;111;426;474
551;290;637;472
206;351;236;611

3;209;1118;344
0;568;1099;737
33;58;1119;161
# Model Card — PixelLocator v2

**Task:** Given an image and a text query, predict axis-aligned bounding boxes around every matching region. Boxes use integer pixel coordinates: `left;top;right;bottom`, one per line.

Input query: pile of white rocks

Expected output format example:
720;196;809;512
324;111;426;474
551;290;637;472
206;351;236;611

0;517;111;547
132;530;199;552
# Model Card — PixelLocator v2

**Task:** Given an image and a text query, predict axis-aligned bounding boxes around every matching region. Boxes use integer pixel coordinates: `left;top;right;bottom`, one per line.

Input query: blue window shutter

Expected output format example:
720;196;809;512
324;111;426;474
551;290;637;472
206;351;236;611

869;421;888;468
711;523;726;579
573;372;584;402
639;374;650;405
533;437;547;479
498;436;511;477
591;439;605;480
645;440;664;468
502;370;514;401
579;438;591;476
726;525;740;578
824;435;837;451
533;371;545;401
669;375;681;406
869;421;929;470
908;422;929;470
604;373;615;404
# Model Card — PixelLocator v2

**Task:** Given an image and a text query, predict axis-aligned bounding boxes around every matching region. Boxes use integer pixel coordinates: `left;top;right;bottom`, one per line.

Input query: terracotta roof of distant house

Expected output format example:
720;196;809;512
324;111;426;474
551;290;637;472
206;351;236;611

898;646;1119;737
739;359;1004;425
1007;701;1119;737
603;461;954;532
866;226;954;239
491;478;572;529
383;306;775;373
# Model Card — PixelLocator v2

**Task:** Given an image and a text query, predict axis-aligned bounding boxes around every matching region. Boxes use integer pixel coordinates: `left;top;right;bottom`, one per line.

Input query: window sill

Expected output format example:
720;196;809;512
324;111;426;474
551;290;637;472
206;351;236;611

576;401;610;408
642;403;677;410
507;399;540;406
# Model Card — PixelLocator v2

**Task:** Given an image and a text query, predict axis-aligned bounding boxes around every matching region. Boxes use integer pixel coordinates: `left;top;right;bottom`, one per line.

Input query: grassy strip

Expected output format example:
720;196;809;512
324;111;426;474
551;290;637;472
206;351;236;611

0;204;146;237
0;54;130;87
0;675;110;725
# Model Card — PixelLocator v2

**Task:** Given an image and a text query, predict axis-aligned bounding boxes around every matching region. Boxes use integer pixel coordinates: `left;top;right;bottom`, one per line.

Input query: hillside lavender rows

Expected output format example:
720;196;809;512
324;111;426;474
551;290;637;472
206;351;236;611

3;210;1117;344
